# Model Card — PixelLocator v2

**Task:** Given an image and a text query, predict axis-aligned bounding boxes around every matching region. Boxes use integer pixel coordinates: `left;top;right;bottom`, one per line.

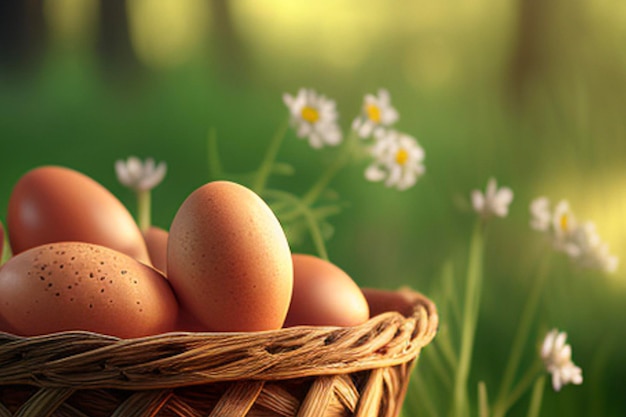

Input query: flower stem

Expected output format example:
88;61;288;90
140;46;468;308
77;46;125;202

137;190;151;232
492;254;552;417
304;209;329;260
502;360;544;414
263;189;329;260
252;119;289;194
301;129;358;207
451;221;485;417
526;376;546;417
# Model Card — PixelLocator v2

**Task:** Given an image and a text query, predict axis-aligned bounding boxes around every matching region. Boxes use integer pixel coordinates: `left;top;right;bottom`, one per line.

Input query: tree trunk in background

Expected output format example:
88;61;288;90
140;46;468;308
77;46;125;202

97;0;142;82
0;0;47;75
210;0;250;82
505;0;548;107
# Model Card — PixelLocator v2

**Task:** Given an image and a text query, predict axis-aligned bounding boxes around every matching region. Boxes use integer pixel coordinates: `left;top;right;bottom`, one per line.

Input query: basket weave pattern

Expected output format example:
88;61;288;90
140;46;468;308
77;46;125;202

0;289;437;417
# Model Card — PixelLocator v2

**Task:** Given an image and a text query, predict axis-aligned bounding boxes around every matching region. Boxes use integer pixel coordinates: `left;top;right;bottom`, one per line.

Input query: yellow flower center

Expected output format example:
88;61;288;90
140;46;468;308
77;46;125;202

366;103;382;123
395;149;409;166
560;213;569;231
301;106;319;123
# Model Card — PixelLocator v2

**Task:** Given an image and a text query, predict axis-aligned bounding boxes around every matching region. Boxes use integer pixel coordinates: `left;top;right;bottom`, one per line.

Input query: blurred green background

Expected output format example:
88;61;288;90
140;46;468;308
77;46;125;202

1;0;625;416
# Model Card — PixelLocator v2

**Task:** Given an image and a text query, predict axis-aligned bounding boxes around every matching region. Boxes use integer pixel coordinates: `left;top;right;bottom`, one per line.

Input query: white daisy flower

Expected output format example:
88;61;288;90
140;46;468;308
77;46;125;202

365;129;425;191
551;200;580;255
530;197;551;231
530;197;619;273
541;329;583;392
283;88;342;149
570;222;619;273
586;243;619;273
352;89;399;138
471;177;514;219
115;156;167;192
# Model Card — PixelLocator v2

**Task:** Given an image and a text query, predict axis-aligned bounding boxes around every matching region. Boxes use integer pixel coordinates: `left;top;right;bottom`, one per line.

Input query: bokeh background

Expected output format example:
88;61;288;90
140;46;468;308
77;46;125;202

1;1;625;416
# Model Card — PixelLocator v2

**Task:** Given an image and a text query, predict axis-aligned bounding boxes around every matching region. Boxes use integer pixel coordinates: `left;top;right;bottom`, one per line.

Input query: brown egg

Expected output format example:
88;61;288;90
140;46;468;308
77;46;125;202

7;166;150;264
0;314;15;334
143;226;168;274
167;181;293;332
175;307;210;332
0;220;4;261
360;287;419;318
284;254;369;327
0;242;178;338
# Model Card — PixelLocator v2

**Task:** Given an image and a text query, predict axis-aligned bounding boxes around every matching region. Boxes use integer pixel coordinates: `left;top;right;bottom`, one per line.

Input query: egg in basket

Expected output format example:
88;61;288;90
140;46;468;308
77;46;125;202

0;164;437;416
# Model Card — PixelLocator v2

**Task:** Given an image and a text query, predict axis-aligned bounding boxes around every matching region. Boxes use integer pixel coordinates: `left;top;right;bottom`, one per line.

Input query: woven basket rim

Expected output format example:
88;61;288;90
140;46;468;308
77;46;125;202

0;287;438;390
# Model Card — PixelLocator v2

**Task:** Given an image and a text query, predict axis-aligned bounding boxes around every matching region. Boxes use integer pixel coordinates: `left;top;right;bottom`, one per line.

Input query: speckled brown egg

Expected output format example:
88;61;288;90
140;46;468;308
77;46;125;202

7;166;150;264
143;226;168;275
167;181;293;332
284;254;369;327
0;242;178;338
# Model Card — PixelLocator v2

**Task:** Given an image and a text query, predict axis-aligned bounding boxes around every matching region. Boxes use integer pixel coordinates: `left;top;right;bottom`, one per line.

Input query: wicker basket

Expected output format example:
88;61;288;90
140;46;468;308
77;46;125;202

0;287;437;417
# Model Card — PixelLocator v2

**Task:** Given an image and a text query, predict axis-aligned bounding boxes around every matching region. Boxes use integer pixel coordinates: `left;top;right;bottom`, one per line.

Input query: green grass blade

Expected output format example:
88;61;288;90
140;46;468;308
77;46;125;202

451;221;484;417
479;381;489;417
526;376;546;417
